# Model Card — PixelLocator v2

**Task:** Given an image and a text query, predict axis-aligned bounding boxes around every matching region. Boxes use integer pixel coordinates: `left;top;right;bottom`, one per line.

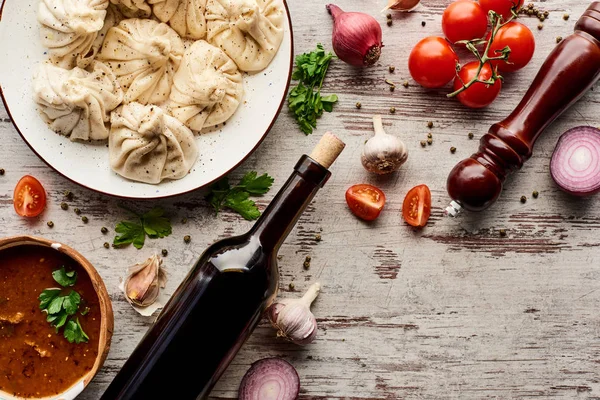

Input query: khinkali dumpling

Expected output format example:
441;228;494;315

151;0;207;40
109;103;199;184
205;0;284;72
97;19;185;105
109;0;151;18
38;0;109;69
168;41;243;131
33;62;124;141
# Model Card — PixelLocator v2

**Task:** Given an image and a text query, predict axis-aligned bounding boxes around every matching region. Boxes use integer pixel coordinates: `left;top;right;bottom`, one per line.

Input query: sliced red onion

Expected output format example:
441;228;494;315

238;358;300;400
550;126;600;196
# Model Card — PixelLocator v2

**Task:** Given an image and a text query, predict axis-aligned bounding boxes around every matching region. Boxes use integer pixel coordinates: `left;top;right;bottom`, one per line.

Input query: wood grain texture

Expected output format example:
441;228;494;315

1;0;600;399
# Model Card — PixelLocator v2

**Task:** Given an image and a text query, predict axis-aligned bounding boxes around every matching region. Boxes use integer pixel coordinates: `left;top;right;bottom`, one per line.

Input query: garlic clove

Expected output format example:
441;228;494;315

267;282;321;346
123;254;167;308
361;115;408;175
383;0;421;12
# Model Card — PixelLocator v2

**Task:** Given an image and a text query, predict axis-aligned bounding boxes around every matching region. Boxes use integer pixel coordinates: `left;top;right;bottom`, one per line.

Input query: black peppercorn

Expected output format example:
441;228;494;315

104;242;110;249
532;190;539;198
74;208;81;215
450;146;457;154
390;107;396;114
420;140;427;147
47;221;54;228
499;229;507;237
427;121;433;129
388;65;395;73
162;249;168;257
101;227;108;234
184;235;191;243
421;21;426;27
520;195;527;203
356;102;362;109
0;169;4;176
468;132;474;139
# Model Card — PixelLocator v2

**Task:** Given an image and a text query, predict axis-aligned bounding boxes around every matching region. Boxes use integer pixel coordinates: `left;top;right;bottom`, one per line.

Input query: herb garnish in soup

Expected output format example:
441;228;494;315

0;245;100;398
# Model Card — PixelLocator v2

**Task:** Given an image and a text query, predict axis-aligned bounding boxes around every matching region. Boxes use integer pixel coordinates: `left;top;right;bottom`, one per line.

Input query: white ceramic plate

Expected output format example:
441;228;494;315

0;0;293;199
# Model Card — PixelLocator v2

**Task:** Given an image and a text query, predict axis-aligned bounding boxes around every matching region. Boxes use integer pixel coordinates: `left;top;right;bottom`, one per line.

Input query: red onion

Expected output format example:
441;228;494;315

326;4;383;67
550;126;600;196
238;358;300;400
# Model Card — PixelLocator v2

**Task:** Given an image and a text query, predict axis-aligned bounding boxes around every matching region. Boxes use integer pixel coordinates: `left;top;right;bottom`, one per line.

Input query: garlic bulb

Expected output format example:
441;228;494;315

267;282;321;345
124;254;167;308
361;115;408;174
383;0;421;12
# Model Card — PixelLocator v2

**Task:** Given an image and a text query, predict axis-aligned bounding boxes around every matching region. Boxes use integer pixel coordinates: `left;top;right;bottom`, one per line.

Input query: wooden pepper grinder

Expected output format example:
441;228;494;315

446;2;600;215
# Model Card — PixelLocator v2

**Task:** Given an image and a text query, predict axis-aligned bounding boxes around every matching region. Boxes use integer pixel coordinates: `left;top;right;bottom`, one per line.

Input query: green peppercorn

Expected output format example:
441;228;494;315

81;216;89;223
563;13;569;20
47;221;54;228
289;282;295;290
543;10;549;17
0;169;4;176
468;132;474;139
184;235;191;243
556;36;563;43
101;227;108;234
427;138;433;145
386;19;392;27
355;102;362;109
420;140;427;147
74;208;81;215
386;13;392;19
538;23;543;30
402;80;409;88
539;15;545;22
427;133;432;139
162;249;168;257
532;190;539;198
499;229;507;237
388;65;395;73
104;242;110;249
64;190;74;200
450;146;457;154
390;107;396;114
315;234;322;242
427;121;433;129
520;195;527;203
527;8;534;15
60;202;68;210
528;3;534;9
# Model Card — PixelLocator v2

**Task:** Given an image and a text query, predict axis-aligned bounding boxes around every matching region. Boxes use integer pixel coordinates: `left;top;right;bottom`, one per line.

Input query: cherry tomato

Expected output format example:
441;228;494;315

453;61;502;108
488;22;535;73
442;0;488;44
409;37;459;89
479;0;524;21
402;185;431;227
345;184;386;221
13;175;47;218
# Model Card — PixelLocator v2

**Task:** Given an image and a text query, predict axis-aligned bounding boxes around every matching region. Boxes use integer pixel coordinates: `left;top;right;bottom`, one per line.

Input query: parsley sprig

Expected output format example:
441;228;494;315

39;267;89;344
113;206;172;249
288;44;338;135
205;171;274;220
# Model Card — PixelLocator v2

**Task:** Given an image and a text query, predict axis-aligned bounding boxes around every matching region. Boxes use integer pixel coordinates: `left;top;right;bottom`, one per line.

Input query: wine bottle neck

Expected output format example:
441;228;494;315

250;155;331;253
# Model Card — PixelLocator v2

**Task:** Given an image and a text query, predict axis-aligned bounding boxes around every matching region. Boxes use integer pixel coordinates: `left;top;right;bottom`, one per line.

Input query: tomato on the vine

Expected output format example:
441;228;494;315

488;21;535;73
409;36;459;89
13;175;47;217
442;0;488;44
479;0;524;21
402;185;431;227
345;184;386;221
453;61;502;108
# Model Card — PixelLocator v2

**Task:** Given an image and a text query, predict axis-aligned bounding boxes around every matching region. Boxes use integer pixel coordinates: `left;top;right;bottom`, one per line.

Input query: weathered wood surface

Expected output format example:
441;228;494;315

2;0;600;398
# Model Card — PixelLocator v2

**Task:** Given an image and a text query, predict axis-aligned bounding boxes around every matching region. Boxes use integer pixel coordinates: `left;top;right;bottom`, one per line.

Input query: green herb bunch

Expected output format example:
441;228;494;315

39;267;89;344
288;44;338;135
114;206;172;249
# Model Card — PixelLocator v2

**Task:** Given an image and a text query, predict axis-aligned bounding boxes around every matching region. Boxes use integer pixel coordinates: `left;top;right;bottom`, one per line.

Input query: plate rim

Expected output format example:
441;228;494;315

0;0;294;200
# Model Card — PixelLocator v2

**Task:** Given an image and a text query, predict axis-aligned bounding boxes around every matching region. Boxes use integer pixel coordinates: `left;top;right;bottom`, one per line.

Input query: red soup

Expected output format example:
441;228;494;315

0;245;101;398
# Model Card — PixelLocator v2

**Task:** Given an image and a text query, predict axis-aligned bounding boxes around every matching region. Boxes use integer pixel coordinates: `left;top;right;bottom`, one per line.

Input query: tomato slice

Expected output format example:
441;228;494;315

345;184;386;221
402;184;431;227
14;175;47;217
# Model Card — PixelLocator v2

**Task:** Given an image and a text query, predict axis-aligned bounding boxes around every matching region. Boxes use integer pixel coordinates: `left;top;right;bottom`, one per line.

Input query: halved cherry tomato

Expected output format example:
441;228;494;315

345;184;386;221
488;22;535;73
453;61;502;108
14;175;47;217
479;0;524;21
402;185;431;227
442;0;488;44
409;36;459;89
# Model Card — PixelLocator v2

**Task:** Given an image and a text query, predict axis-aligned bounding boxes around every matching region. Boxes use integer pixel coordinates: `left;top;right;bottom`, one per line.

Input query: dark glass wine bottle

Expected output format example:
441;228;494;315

101;133;345;400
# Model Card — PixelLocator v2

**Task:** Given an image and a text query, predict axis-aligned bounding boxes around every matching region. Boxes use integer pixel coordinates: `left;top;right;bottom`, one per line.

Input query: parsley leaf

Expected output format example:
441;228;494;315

113;207;172;249
39;268;89;344
205;171;274;220
52;266;77;287
288;44;338;135
64;318;89;344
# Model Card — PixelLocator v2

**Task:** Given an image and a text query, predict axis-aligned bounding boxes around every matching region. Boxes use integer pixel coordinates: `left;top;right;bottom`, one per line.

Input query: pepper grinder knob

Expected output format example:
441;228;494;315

446;2;600;212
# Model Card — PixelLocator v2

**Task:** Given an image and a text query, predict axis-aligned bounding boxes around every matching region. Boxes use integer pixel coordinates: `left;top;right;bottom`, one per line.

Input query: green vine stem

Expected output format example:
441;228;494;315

447;10;516;98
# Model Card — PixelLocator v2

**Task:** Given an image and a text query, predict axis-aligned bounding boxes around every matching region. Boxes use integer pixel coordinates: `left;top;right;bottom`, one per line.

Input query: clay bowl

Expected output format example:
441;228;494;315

0;235;113;400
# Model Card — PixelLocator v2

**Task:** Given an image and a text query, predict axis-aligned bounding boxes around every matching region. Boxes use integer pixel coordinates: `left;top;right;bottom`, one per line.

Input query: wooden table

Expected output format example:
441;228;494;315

2;0;599;398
